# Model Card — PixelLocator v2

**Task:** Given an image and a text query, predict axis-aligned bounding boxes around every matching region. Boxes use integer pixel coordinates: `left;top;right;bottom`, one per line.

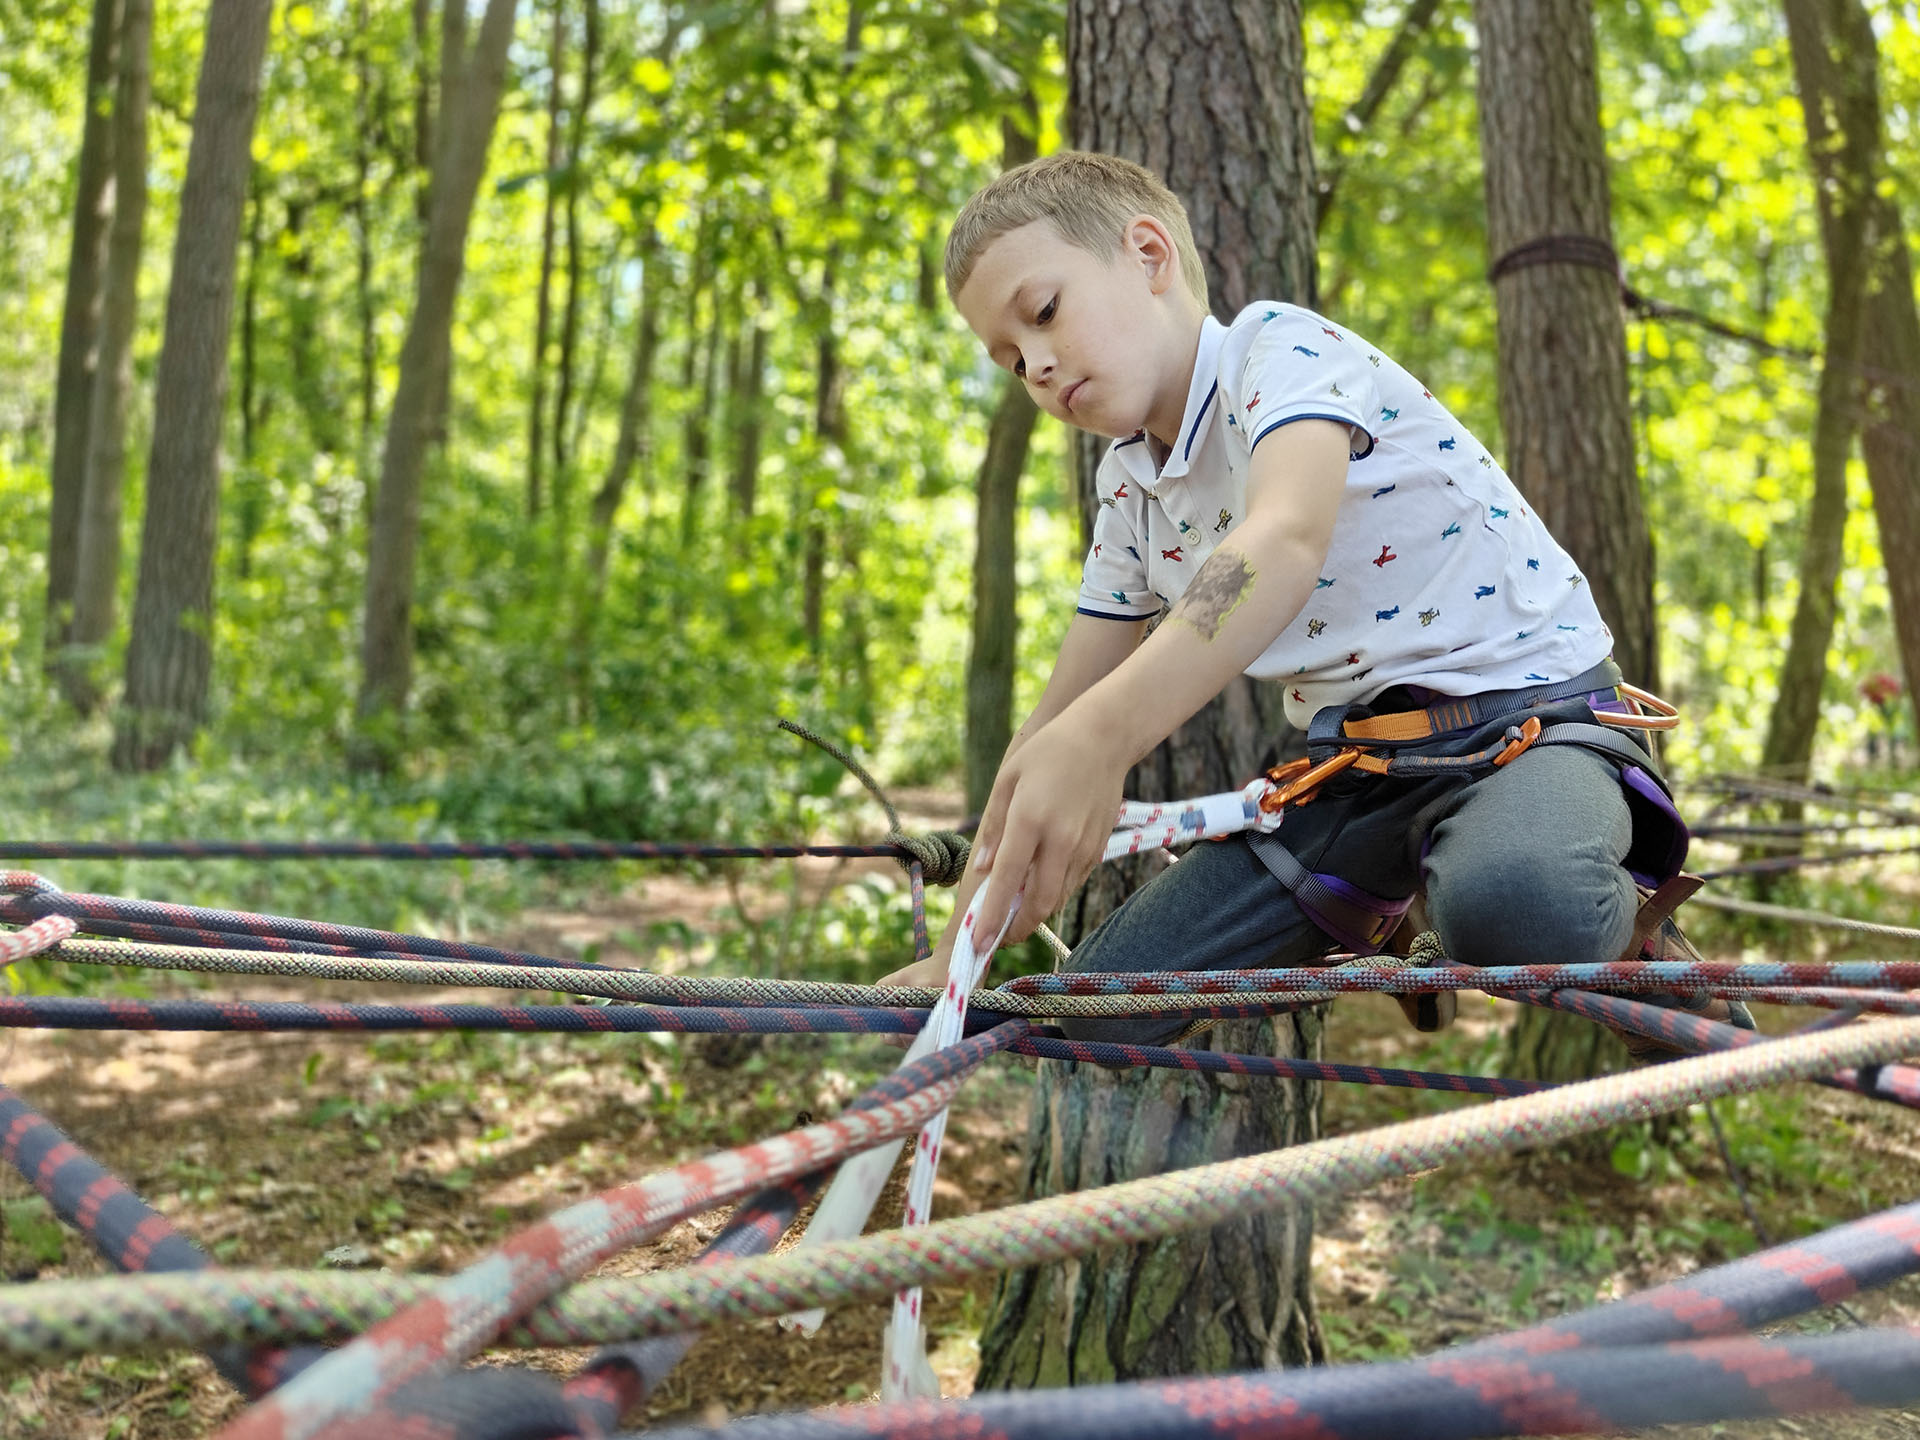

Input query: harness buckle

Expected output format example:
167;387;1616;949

1492;714;1542;767
1259;747;1364;813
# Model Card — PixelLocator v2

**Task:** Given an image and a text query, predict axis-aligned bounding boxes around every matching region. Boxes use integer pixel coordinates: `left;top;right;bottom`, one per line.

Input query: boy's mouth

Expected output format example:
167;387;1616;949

1062;379;1087;413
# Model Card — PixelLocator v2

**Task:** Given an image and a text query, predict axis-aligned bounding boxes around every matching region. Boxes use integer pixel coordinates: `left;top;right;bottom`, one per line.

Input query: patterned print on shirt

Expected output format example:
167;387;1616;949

1307;618;1327;638
1474;585;1496;599
1419;609;1439;627
1441;523;1461;539
1162;547;1184;561
1439;437;1457;451
1216;509;1233;531
1373;545;1397;567
1372;484;1397;499
1376;606;1400;621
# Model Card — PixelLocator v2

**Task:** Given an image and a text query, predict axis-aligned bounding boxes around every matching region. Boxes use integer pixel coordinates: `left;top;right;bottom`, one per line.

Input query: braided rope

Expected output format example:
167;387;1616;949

7;1015;1910;1375
214;1024;1023;1440
0;913;76;965
1690;890;1920;940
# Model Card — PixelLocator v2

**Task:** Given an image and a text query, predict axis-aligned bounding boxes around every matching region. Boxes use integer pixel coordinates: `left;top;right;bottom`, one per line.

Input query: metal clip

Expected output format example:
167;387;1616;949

1491;714;1542;767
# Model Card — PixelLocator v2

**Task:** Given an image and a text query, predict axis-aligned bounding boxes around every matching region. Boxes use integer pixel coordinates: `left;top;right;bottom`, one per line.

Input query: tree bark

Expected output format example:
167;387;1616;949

354;0;520;755
61;0;151;713
976;0;1324;1388
527;0;565;518
1761;0;1888;780
46;0;122;659
1859;195;1920;740
113;0;272;771
1475;0;1653;1081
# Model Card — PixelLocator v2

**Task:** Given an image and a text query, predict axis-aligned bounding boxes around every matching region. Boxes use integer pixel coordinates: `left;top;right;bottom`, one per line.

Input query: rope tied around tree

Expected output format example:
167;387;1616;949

776;719;972;886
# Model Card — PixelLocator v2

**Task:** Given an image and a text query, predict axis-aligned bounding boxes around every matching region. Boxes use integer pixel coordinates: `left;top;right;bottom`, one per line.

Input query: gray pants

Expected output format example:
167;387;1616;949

1061;742;1638;1044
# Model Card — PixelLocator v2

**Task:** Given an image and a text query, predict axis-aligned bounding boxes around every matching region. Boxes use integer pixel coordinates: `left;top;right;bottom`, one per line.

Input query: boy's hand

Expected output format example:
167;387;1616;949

972;721;1126;947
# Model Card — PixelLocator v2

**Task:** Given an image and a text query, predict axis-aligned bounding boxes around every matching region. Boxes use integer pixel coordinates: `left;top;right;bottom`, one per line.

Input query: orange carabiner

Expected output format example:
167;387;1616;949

1492;714;1543;766
1601;682;1681;732
1259;747;1364;813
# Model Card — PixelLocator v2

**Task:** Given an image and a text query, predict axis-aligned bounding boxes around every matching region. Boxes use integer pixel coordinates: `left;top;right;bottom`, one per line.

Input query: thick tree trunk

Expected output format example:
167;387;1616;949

1859;189;1920;738
526;0;564;518
1760;0;1882;781
355;0;519;753
62;0;151;713
1475;0;1652;1081
976;0;1324;1388
47;0;121;659
112;0;272;771
1475;0;1654;693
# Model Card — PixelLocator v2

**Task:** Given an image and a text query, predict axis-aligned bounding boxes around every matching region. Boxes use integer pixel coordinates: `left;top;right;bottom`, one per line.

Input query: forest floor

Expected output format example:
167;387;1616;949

4;798;1920;1438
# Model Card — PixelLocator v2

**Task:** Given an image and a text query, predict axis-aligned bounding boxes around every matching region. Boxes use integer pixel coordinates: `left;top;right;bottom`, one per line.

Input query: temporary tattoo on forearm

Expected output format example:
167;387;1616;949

1171;550;1255;642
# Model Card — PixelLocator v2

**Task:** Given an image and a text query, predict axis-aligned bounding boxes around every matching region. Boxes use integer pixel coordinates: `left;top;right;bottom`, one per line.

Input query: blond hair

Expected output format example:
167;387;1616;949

945;151;1209;308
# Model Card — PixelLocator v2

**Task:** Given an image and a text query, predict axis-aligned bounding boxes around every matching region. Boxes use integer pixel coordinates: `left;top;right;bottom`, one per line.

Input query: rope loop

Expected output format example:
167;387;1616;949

885;830;970;888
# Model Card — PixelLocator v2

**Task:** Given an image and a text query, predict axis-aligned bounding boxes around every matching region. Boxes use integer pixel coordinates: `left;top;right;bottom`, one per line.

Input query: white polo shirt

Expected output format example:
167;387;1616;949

1077;302;1612;728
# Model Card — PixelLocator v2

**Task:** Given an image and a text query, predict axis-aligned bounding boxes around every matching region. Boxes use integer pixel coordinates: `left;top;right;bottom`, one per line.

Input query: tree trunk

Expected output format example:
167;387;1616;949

61;0;151;714
1476;0;1654;693
1761;0;1886;780
354;0;520;755
1475;0;1653;1082
962;110;1041;816
46;0;121;659
112;0;272;771
526;0;564;518
802;4;862;654
681;294;721;545
552;0;597;509
976;0;1325;1388
726;286;767;523
1860;189;1920;740
354;0;377;456
583;229;661;592
964;375;1038;814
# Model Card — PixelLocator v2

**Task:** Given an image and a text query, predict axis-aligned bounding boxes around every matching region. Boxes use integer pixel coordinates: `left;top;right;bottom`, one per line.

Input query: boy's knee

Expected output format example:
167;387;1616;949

1427;854;1635;969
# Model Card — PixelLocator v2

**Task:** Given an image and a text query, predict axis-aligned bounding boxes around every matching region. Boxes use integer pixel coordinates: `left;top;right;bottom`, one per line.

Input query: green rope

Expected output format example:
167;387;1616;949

778;718;972;886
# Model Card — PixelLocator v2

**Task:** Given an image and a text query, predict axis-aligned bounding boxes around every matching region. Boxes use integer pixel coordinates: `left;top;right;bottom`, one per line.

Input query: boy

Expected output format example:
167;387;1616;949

886;151;1742;1054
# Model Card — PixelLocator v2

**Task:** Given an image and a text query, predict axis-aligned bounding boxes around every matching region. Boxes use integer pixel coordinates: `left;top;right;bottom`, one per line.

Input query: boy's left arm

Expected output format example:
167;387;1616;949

971;418;1352;943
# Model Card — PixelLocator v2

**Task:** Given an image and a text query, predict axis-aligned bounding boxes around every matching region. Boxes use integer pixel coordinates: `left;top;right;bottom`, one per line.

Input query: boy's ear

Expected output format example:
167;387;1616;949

1123;214;1180;296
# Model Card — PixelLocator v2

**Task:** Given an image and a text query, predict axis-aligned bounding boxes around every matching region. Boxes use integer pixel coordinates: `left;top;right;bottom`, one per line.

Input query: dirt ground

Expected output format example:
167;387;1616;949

5;845;1920;1438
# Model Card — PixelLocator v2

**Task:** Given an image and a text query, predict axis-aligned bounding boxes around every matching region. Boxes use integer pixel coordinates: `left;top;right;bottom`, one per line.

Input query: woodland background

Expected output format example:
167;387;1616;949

1;0;1916;931
5;2;1920;1434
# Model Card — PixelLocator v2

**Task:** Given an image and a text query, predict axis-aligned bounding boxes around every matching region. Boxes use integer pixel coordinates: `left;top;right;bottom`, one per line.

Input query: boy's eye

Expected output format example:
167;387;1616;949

1037;298;1056;324
1013;356;1026;377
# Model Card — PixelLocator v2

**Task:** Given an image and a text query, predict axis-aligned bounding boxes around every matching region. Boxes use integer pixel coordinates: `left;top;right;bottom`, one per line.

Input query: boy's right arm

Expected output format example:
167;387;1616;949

878;610;1148;987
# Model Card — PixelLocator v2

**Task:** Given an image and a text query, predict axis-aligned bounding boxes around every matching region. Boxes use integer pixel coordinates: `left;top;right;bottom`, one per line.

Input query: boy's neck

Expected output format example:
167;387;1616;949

1145;311;1207;449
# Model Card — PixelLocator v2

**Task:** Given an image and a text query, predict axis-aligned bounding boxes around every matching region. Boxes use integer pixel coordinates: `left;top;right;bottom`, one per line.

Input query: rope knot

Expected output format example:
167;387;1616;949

887;830;971;887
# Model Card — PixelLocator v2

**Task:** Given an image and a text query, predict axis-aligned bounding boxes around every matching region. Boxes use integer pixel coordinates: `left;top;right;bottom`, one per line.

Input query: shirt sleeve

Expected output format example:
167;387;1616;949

1076;455;1161;621
1237;308;1382;461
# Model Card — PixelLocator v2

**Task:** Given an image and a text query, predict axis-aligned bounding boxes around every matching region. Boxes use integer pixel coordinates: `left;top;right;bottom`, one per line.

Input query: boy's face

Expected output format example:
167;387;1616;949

955;217;1195;443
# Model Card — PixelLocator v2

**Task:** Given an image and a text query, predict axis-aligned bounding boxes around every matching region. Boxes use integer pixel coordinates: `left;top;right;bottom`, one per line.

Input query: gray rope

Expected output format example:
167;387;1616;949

777;719;972;886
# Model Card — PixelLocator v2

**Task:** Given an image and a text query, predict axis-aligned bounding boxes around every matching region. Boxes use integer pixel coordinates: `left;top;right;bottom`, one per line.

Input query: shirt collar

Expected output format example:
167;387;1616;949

1153;314;1226;482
